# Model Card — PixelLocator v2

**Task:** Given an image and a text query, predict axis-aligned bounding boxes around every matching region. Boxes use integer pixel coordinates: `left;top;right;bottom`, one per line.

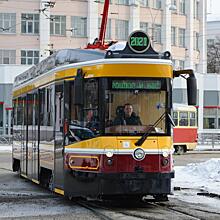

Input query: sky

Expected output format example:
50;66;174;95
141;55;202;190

207;0;220;21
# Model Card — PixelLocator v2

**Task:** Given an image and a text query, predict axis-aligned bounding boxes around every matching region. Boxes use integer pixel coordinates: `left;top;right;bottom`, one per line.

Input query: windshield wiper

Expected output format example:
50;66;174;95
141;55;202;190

135;112;166;146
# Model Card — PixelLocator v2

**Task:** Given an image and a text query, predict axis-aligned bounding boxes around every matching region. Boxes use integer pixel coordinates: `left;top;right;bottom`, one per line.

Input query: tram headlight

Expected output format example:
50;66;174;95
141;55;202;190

133;148;145;161
162;151;169;158
106;151;113;158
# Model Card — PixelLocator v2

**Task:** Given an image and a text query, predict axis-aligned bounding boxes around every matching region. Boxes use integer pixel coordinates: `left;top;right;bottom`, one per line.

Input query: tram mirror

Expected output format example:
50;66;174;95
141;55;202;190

173;69;197;106
187;74;197;106
167;113;175;127
74;69;84;105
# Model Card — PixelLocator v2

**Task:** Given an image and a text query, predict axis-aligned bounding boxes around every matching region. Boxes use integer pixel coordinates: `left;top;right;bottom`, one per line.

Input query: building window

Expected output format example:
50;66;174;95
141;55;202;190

203;108;218;129
98;18;111;40
153;0;161;9
116;0;129;5
171;26;177;46
207;39;215;46
179;60;185;70
50;15;66;36
140;0;148;7
179;28;185;47
71;16;87;37
218;118;220;129
153;24;161;44
0;49;16;64
203;118;216;129
140;22;148;34
0;13;16;33
179;0;186;15
115;19;129;40
21;50;39;65
21;14;39;34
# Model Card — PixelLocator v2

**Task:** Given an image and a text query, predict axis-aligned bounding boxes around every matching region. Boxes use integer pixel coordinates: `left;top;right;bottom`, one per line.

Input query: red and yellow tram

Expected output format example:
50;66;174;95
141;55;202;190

173;104;198;154
12;31;197;201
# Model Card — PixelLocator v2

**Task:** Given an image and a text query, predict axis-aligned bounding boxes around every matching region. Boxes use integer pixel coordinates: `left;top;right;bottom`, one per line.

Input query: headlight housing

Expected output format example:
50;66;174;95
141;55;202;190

133;148;145;161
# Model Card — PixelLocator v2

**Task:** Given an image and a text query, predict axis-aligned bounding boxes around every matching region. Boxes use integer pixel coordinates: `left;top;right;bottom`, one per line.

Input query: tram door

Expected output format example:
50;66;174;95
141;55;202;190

20;96;27;175
54;83;64;189
27;94;33;178
32;92;39;180
26;92;39;180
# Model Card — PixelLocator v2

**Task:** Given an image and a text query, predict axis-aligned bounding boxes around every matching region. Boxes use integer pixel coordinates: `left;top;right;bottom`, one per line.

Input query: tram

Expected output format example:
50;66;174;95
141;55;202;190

173;104;198;154
12;30;197;201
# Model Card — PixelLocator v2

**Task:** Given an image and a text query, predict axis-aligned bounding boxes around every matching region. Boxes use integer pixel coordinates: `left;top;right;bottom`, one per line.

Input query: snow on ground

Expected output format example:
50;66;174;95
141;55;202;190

196;144;220;151
0;145;12;152
173;158;220;194
172;158;220;209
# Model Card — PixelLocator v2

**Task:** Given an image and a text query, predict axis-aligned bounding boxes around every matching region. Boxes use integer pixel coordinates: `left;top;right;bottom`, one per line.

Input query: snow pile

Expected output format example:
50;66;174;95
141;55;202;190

173;158;220;194
0;145;12;152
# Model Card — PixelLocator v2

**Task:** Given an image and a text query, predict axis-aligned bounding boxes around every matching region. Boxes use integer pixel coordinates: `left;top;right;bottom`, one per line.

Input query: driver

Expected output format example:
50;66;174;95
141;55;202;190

114;103;142;126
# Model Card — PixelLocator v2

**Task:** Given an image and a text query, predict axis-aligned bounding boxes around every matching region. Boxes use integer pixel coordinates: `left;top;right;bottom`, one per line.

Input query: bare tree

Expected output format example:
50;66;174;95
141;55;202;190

207;37;220;73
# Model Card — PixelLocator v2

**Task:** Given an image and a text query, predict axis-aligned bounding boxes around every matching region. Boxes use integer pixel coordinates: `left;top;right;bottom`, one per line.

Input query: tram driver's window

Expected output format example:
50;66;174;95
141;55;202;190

69;79;98;143
179;112;188;126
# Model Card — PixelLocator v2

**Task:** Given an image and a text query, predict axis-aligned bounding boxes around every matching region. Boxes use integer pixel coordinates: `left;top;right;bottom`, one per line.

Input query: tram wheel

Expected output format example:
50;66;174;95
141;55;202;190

174;145;185;155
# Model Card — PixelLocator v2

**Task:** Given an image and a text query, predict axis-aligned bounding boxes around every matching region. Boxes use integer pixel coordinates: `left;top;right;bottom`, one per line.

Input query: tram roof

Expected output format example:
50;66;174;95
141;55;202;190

14;49;105;87
173;103;197;112
14;46;172;88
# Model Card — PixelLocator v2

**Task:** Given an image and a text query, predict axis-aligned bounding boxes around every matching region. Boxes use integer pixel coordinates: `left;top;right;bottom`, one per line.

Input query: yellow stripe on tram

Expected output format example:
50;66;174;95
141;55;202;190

32;179;40;184
54;188;64;196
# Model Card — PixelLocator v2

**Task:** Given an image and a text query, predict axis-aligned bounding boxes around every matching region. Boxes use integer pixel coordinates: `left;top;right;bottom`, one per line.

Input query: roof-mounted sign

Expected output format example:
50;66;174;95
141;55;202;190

128;30;151;54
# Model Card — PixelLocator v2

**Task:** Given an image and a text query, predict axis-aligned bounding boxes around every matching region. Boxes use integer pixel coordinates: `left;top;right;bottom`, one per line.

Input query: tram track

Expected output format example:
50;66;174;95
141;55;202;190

75;200;122;220
75;197;220;220
150;200;220;220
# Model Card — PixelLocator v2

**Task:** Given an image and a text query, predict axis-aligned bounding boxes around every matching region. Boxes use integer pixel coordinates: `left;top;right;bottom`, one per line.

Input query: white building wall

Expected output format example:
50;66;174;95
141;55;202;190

161;0;172;52
197;0;207;132
39;0;50;61
185;0;194;69
87;0;98;44
129;1;140;33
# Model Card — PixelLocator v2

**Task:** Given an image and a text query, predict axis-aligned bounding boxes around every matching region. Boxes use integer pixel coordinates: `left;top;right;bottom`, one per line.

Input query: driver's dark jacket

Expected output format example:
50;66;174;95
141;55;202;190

114;113;142;125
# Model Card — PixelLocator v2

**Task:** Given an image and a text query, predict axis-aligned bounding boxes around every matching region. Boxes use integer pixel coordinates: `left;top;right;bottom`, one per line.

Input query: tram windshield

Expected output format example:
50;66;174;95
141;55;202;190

104;78;169;135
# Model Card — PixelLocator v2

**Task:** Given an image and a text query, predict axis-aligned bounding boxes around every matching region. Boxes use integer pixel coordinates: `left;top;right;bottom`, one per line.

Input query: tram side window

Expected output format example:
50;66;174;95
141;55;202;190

27;94;33;126
12;99;17;126
55;84;64;132
173;111;178;126
40;89;45;126
189;112;196;126
39;87;55;142
179;111;188;126
68;79;98;143
17;97;23;126
83;79;99;134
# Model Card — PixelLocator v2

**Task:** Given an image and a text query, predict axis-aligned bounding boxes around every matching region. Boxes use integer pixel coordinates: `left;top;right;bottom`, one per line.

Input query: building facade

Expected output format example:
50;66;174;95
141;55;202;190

0;0;208;135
